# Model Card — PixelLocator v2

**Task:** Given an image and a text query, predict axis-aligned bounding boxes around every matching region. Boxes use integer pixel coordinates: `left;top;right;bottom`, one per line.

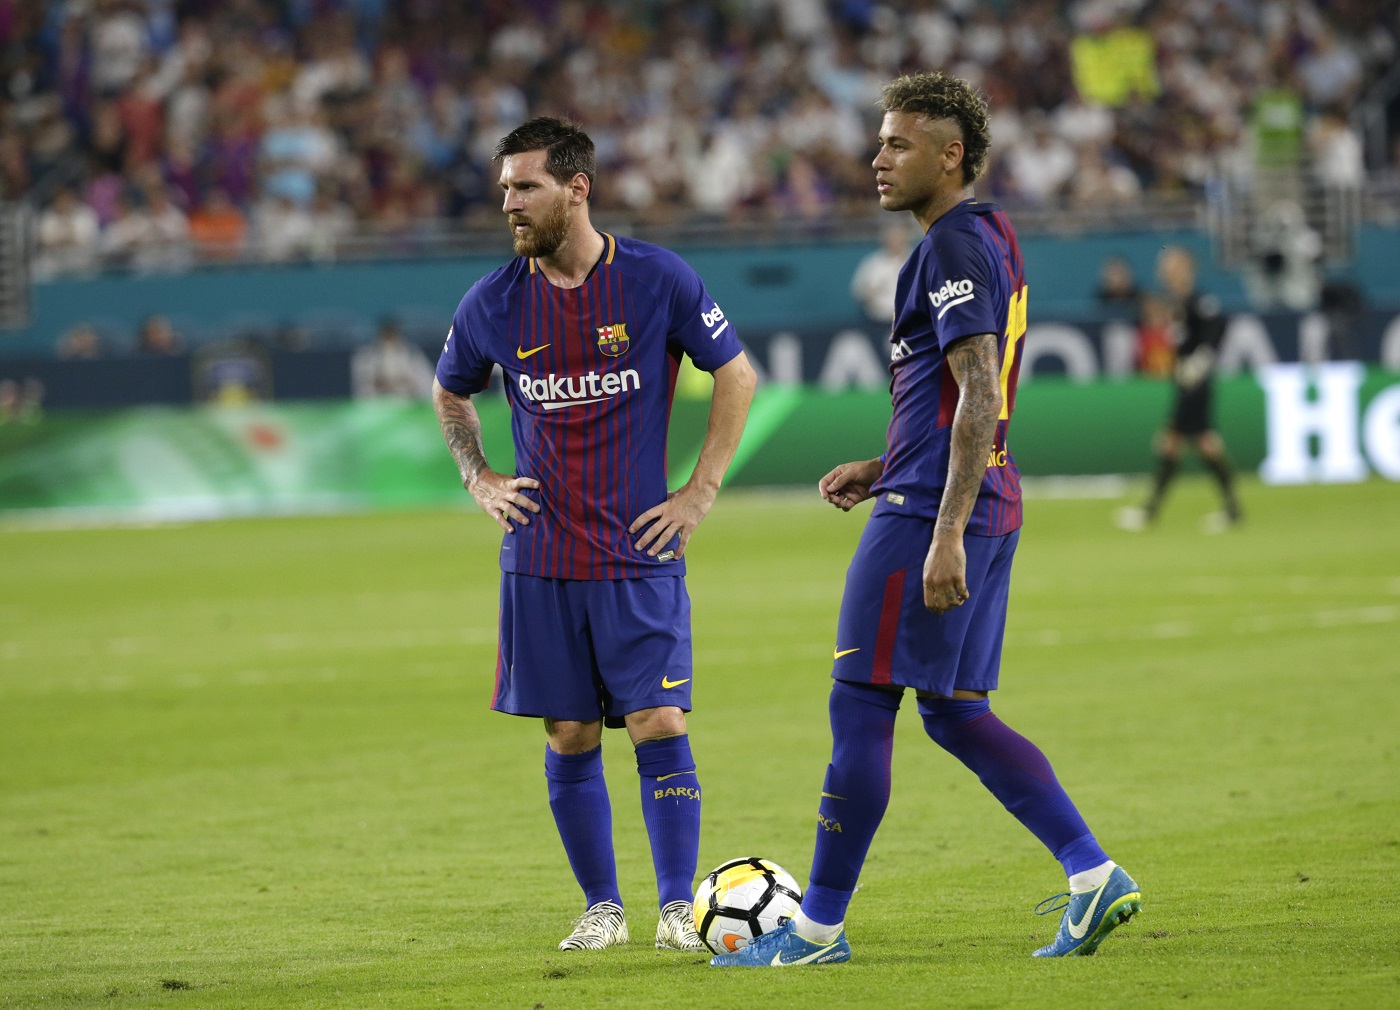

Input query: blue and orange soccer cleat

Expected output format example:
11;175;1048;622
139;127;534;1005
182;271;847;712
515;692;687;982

708;919;851;967
1032;865;1142;957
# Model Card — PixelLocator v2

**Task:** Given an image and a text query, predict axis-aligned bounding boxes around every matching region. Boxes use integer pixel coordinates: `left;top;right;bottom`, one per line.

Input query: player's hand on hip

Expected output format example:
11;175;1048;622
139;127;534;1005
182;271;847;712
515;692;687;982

629;482;716;558
467;468;541;533
818;458;884;511
923;533;970;614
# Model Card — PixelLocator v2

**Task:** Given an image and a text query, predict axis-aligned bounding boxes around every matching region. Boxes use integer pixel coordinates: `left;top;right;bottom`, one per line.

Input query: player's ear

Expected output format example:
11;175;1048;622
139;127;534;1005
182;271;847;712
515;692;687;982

943;137;965;177
570;172;591;205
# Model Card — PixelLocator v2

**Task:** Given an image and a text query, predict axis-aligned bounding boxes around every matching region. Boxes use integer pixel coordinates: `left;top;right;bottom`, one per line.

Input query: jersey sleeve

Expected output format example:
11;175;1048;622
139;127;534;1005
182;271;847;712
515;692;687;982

434;290;493;395
665;259;743;372
925;228;999;350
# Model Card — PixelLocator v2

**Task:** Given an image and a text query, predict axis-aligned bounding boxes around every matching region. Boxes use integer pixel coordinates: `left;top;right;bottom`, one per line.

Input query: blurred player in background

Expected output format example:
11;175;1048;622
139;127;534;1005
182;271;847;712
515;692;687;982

433;117;756;952
712;72;1141;968
1117;246;1243;532
850;223;915;323
352;318;434;399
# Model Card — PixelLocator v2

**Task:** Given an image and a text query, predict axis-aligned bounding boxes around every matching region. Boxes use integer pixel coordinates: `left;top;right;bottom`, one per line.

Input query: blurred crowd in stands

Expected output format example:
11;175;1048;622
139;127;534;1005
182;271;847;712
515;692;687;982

8;0;1398;279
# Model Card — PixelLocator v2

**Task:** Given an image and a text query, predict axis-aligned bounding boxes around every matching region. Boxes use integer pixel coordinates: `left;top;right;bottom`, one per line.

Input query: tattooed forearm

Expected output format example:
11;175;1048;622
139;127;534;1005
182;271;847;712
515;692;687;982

432;380;488;487
937;333;1003;537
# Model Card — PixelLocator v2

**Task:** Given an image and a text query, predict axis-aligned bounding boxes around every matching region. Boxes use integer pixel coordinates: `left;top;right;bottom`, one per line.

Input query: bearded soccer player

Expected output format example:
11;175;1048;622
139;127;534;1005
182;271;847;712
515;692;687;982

433;117;756;953
711;73;1141;968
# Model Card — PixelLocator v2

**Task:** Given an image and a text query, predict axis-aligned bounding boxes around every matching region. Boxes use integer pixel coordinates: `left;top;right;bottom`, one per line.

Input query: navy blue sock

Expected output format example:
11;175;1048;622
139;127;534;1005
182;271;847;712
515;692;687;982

544;746;621;908
803;680;902;927
636;735;701;908
919;697;1109;876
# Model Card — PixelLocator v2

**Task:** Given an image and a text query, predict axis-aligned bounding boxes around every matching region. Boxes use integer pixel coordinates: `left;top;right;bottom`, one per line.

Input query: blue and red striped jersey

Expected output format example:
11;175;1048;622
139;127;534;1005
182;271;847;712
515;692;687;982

869;199;1027;536
436;232;743;580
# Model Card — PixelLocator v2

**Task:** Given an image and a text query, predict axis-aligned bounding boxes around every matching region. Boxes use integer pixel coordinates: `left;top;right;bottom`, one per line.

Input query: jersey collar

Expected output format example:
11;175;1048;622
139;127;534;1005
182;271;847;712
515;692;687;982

528;232;617;279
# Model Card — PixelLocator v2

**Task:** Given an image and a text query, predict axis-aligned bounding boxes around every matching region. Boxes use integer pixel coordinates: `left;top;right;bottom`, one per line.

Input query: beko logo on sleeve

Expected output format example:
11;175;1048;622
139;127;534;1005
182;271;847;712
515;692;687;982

929;279;975;318
702;305;729;338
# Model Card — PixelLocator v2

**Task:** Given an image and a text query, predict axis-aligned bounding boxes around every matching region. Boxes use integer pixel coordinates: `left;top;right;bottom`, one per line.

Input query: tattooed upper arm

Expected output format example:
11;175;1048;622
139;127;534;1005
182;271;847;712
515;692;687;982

944;333;1001;402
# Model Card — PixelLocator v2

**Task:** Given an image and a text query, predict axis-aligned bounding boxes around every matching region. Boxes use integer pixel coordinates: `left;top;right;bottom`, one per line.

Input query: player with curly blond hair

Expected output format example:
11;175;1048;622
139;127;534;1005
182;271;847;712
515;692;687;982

712;72;1142;968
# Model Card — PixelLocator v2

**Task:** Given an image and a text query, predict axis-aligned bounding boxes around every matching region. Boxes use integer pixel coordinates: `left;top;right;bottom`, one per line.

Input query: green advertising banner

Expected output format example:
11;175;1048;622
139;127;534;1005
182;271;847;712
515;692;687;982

2;372;1396;519
0;401;486;518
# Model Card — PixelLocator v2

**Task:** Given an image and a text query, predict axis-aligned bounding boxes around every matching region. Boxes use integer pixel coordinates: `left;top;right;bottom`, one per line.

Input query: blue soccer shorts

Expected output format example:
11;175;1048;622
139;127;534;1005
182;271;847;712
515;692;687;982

830;515;1020;696
491;573;693;725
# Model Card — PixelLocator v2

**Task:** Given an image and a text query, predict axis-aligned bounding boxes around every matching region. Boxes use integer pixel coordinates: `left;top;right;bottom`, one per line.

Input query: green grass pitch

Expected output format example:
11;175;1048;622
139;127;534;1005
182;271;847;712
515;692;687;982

3;477;1398;1009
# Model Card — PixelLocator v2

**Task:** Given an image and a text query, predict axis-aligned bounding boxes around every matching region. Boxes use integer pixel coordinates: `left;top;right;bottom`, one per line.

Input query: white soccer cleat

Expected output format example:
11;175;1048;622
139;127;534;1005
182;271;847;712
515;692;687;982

655;899;707;952
1114;506;1148;532
558;900;629;951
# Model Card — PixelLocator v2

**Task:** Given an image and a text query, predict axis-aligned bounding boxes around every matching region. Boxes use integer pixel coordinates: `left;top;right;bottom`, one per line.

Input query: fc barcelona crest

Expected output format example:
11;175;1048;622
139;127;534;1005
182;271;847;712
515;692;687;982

597;322;630;357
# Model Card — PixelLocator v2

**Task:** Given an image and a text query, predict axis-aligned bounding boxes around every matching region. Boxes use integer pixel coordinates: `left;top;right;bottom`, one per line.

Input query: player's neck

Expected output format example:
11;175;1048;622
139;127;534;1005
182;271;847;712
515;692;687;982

535;224;607;289
912;185;974;233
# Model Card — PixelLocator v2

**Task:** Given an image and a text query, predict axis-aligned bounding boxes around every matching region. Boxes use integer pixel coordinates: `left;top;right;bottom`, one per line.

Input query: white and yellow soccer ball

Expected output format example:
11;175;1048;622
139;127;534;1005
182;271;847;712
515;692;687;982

692;857;803;955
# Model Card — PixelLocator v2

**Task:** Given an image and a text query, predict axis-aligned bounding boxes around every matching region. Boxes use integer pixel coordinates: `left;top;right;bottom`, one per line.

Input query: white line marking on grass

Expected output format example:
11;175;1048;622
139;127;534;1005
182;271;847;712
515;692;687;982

1019;475;1129;500
1232;615;1279;634
1017;605;1398;649
1;627;494;662
1312;606;1398;628
0;659;474;698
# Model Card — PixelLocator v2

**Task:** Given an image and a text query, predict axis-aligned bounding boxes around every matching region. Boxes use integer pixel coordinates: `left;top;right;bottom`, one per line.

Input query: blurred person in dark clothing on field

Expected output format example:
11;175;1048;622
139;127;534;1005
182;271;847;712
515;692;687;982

1117;247;1242;533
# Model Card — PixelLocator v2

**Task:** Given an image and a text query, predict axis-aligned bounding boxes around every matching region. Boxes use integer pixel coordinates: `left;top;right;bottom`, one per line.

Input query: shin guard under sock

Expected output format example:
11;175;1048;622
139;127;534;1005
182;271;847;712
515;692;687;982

545;746;621;908
636;735;702;908
803;680;902;927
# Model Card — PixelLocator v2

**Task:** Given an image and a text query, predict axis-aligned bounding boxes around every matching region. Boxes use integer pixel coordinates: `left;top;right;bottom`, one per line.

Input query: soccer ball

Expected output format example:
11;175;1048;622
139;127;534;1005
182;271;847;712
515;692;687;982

692;856;802;954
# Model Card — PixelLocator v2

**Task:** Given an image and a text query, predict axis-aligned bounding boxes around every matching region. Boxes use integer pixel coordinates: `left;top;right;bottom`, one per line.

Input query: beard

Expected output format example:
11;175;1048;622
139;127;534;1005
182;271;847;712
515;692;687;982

509;195;570;258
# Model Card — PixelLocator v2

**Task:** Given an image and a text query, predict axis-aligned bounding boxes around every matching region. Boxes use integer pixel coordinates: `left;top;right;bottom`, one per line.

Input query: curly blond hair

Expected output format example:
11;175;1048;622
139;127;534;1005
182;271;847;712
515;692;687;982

879;72;991;185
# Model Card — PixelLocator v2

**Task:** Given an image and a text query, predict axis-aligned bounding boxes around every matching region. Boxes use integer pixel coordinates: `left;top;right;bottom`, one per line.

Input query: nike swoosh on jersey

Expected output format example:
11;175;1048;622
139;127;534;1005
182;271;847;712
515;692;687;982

833;647;860;659
772;942;841;966
516;344;550;359
656;771;695;782
820;792;847;800
661;676;690;689
1068;885;1107;939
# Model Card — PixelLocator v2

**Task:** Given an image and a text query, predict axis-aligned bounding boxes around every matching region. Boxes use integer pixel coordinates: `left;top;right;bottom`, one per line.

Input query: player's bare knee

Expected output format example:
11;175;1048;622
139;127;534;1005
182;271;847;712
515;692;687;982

624;705;687;745
545;718;603;754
